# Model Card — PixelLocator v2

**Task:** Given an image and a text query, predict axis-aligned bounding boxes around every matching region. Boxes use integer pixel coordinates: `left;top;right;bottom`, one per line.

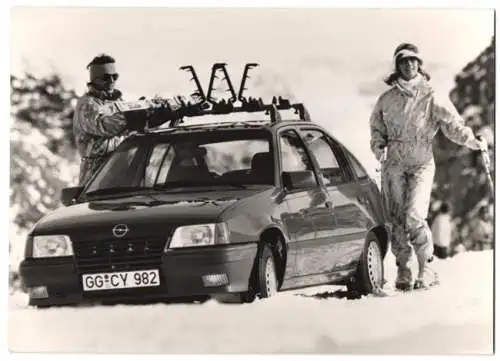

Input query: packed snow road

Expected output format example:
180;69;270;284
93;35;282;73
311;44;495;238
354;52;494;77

9;251;493;354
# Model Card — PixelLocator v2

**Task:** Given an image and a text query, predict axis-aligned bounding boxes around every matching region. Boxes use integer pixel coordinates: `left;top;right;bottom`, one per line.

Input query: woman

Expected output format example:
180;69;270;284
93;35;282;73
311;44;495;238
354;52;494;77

370;43;487;290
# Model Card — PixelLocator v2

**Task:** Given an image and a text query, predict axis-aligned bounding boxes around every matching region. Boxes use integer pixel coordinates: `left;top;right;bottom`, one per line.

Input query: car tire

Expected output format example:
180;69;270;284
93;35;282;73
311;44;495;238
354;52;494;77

255;243;279;299
213;243;278;304
347;236;384;298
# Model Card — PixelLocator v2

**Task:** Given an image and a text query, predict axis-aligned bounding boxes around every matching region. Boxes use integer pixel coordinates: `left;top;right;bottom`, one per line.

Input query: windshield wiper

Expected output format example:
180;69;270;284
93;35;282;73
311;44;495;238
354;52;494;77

220;183;247;189
152;181;211;190
85;186;155;197
153;181;247;190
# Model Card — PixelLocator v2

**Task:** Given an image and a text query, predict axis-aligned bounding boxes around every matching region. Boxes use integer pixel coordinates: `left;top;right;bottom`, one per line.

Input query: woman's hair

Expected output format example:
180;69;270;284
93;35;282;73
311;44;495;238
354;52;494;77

384;65;431;86
86;54;116;69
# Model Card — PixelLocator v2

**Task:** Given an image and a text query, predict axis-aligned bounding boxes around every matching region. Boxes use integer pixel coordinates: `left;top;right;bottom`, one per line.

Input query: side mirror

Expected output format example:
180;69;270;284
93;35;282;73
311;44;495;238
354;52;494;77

60;186;84;206
282;170;317;190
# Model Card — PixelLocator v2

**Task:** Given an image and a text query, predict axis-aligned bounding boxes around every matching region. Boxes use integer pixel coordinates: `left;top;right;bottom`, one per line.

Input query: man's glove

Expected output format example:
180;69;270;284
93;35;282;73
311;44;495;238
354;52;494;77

147;105;176;127
181;102;205;117
123;96;206;129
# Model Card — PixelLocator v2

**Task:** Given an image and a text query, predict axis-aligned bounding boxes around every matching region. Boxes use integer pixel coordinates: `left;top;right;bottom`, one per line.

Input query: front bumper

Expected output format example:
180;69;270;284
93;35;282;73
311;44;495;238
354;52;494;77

19;243;258;307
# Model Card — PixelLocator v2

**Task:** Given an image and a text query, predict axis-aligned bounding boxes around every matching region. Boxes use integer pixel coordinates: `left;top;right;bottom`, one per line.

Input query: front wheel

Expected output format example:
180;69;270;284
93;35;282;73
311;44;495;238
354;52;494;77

347;237;384;297
213;243;278;304
256;243;279;298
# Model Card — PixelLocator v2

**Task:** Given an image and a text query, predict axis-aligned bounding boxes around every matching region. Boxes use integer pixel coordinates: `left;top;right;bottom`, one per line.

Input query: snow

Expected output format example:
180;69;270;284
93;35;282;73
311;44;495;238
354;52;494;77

8;250;493;355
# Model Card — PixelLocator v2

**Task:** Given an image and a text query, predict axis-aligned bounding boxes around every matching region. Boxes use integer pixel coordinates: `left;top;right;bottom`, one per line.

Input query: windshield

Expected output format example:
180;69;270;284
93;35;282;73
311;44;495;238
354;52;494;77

85;130;274;195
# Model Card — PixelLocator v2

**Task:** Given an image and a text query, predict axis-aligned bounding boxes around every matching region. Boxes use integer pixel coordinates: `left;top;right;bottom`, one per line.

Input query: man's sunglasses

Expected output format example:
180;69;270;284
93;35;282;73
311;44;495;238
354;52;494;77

101;73;119;81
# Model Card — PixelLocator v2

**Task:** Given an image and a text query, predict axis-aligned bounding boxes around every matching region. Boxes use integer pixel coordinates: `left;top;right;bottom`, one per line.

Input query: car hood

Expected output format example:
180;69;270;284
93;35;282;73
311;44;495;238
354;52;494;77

33;189;262;237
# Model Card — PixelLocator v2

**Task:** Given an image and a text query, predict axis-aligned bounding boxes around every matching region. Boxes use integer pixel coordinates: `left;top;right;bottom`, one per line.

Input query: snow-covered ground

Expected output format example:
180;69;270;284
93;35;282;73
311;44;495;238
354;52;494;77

8;250;493;355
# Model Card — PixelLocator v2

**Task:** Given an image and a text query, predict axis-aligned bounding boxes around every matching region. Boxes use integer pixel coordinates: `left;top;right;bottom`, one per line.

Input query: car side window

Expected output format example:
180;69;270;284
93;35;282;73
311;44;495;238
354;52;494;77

87;145;141;191
143;143;172;187
299;129;349;186
343;148;368;179
279;130;315;173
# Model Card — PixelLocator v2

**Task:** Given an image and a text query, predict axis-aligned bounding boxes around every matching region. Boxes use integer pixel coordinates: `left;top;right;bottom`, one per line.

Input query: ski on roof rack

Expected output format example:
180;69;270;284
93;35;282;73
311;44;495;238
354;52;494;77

179;65;206;102
117;63;311;131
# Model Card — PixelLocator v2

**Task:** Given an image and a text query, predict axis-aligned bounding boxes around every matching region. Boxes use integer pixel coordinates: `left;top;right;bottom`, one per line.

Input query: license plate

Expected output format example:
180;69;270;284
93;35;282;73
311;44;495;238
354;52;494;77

82;269;160;291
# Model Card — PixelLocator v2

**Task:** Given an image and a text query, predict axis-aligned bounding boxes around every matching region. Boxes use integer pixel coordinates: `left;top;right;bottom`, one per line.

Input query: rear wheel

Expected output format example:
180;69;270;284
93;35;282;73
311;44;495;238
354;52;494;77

347;237;384;298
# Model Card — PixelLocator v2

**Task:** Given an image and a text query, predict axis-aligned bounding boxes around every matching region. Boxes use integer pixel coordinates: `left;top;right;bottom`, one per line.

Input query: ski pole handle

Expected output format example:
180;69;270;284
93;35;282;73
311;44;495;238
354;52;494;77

480;150;494;196
481;150;491;171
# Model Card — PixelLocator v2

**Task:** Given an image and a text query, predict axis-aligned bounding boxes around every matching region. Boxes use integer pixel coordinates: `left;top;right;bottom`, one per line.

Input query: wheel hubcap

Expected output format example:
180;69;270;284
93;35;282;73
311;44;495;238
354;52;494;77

265;256;277;296
367;241;383;290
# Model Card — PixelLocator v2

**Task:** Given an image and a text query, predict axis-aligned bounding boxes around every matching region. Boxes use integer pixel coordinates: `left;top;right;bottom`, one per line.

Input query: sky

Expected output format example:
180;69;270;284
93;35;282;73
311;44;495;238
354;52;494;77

8;7;494;176
9;7;493;96
9;250;493;355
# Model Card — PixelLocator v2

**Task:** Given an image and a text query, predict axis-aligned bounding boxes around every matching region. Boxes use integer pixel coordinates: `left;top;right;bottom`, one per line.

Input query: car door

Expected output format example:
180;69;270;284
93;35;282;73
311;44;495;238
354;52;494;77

277;128;334;278
341;146;387;227
299;128;369;272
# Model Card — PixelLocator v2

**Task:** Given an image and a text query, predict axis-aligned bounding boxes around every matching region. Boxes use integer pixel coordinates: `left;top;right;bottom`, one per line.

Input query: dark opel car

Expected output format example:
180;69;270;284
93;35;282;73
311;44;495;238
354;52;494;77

20;97;389;307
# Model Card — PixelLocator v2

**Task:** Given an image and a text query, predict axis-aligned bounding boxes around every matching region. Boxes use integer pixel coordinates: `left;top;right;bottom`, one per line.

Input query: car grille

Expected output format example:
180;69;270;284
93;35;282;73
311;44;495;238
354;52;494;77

72;237;166;274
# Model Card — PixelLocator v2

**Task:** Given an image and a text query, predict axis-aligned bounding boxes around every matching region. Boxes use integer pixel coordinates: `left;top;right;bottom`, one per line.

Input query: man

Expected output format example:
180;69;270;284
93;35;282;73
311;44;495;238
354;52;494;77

369;43;488;290
73;54;129;185
73;54;169;185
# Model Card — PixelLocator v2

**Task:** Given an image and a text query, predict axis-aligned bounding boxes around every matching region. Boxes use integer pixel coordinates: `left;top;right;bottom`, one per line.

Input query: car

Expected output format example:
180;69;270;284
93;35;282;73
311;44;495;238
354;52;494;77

19;64;389;307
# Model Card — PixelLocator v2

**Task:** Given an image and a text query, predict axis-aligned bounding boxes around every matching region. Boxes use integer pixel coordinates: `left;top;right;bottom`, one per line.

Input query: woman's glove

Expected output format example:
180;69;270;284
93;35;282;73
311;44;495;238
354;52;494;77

374;147;387;163
477;135;488;152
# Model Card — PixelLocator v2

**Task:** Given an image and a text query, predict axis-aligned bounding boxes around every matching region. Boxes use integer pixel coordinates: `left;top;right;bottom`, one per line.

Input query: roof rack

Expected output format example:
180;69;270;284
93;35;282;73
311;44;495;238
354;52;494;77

117;63;311;131
165;94;311;127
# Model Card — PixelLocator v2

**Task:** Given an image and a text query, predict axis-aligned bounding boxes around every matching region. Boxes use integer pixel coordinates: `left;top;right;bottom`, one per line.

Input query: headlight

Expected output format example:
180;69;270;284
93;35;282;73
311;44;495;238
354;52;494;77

32;235;73;258
168;223;229;249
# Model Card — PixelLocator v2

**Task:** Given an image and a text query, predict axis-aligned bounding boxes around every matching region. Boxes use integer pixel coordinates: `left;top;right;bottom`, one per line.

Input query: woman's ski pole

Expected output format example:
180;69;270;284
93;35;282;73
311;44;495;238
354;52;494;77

480;150;494;197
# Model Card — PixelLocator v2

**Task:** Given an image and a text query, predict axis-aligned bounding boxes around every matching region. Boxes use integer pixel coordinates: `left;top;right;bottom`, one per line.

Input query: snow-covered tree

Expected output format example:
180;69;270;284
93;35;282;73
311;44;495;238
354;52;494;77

430;37;495;251
10;73;80;273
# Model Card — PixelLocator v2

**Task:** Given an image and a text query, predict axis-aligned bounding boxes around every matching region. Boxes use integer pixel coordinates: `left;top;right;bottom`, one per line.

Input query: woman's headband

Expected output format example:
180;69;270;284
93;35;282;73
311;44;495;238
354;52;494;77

394;49;423;66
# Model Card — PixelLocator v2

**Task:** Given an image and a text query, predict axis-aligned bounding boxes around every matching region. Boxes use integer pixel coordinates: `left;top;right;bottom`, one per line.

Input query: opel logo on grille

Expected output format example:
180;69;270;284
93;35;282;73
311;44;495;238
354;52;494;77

112;224;129;238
